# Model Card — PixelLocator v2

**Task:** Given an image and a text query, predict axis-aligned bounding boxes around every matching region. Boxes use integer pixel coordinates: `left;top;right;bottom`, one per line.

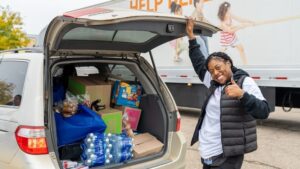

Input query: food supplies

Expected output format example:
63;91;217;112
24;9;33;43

112;81;142;108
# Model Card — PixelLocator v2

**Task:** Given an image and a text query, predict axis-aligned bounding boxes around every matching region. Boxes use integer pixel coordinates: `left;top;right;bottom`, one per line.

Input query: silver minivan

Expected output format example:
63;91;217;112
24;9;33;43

0;6;219;169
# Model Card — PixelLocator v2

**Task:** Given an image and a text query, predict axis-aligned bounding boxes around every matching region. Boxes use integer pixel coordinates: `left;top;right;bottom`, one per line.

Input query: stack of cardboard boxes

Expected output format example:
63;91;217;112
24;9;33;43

67;76;163;159
68;76;123;134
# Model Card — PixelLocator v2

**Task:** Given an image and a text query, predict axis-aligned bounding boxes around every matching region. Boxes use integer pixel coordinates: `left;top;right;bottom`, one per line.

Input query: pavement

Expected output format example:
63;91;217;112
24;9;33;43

181;107;300;169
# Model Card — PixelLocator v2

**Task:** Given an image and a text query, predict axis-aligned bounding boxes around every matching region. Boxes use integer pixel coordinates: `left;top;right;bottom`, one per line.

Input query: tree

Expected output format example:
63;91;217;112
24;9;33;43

0;6;30;50
0;81;14;105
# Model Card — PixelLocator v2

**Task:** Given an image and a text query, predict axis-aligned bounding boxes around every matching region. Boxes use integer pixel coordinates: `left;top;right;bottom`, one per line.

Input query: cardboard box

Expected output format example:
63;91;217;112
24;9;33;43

123;107;141;131
133;133;156;145
133;133;164;158
68;77;112;111
100;108;122;134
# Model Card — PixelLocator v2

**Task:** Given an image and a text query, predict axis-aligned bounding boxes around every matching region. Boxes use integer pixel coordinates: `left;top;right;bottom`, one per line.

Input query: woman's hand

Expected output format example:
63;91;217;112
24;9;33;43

224;79;245;99
186;17;196;40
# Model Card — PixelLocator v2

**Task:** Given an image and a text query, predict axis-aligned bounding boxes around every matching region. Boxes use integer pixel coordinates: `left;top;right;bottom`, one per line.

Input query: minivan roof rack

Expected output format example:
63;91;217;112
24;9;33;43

0;47;43;54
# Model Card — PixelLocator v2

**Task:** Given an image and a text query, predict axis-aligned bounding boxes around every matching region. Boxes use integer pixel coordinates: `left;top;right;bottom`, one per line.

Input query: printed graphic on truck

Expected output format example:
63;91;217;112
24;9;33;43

107;0;300;66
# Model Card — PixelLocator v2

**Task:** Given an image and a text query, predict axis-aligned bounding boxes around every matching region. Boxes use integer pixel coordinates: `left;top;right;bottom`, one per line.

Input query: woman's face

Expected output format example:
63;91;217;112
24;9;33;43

225;7;231;19
207;58;232;85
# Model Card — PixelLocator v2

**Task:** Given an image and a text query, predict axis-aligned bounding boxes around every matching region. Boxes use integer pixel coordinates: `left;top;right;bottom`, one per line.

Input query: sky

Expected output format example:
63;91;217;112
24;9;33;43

1;0;109;35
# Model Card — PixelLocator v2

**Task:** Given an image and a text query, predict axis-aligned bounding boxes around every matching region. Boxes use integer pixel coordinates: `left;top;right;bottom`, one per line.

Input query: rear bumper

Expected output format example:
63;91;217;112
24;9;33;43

5;150;59;169
7;131;186;169
156;131;186;169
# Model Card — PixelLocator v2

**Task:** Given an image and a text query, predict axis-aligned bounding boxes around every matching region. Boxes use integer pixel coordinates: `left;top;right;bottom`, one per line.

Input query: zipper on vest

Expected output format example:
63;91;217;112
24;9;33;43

242;108;247;151
220;93;225;157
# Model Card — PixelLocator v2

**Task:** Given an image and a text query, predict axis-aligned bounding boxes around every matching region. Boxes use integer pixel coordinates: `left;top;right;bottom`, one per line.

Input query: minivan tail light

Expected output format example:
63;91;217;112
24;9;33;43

15;126;48;155
176;111;181;131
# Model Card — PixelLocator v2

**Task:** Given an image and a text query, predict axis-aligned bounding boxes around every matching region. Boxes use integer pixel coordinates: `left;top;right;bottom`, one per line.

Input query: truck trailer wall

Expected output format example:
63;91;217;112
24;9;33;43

101;0;300;111
104;0;300;66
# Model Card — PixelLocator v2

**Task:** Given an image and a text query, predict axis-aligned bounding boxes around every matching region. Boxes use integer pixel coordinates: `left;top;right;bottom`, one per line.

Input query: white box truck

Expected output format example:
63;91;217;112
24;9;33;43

69;0;300;113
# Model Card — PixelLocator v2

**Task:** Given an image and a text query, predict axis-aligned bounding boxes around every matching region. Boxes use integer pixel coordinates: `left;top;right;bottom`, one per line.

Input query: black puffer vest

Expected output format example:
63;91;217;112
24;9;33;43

191;75;257;157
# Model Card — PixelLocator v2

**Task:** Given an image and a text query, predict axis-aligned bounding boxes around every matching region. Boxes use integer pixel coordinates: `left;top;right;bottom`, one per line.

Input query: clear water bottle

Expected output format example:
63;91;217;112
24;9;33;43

114;134;133;152
81;132;107;167
120;136;133;152
84;152;112;166
85;146;105;156
110;134;133;164
105;153;113;165
84;133;104;147
112;151;133;163
83;153;105;167
103;142;113;165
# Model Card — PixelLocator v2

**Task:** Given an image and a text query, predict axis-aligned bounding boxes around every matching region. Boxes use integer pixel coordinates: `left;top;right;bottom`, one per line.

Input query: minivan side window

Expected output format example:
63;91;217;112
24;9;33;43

75;65;135;81
0;61;28;107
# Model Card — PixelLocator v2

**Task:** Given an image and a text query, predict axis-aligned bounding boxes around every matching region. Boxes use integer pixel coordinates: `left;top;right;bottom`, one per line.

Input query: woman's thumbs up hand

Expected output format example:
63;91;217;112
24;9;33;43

224;78;245;99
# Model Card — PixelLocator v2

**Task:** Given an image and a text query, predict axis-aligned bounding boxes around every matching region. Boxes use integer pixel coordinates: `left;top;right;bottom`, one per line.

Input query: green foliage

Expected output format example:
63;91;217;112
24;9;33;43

0;81;14;105
0;6;30;50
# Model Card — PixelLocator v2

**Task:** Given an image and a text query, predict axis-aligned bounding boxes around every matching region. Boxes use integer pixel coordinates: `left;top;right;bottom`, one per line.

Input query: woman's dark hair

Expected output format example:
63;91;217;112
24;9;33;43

205;52;234;69
170;1;182;14
218;1;231;21
170;1;177;13
194;0;200;8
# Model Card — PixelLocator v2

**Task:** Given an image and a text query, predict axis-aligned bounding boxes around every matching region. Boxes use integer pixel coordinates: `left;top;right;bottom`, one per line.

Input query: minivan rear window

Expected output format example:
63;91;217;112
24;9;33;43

0;61;28;107
62;27;157;43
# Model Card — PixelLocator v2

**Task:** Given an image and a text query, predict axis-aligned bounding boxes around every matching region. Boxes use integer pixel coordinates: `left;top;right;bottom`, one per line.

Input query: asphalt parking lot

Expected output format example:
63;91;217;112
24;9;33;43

181;107;300;169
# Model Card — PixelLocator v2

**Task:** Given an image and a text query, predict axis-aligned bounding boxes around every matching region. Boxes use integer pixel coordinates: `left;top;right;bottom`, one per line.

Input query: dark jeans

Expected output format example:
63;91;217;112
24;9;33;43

201;154;244;169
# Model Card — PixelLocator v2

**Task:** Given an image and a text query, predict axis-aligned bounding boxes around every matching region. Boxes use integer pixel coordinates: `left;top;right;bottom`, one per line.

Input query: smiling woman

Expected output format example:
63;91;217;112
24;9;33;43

186;17;270;169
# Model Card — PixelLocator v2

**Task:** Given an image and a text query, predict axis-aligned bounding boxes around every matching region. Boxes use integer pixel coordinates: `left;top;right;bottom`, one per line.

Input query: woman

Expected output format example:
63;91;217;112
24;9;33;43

186;17;270;169
218;2;254;65
170;1;182;15
191;0;209;58
191;0;209;23
170;2;186;62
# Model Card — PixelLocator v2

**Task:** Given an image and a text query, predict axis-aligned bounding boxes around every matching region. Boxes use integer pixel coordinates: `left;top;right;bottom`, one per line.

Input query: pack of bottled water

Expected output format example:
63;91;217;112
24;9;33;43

108;133;134;164
81;132;133;167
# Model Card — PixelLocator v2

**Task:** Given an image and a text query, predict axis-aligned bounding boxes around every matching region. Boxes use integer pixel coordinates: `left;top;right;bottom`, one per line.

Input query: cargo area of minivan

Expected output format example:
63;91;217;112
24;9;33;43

50;59;168;168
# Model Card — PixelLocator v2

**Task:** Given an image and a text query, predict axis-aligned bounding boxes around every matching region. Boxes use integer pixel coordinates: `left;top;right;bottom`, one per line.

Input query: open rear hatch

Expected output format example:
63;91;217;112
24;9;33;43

44;6;220;169
44;6;219;57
